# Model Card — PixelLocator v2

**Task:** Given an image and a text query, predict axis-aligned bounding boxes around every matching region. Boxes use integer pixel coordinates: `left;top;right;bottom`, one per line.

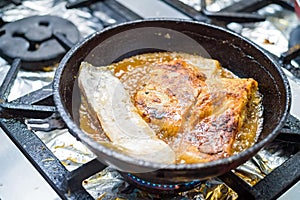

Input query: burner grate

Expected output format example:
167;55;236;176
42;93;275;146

0;0;21;8
162;0;295;27
0;15;81;71
161;0;270;26
220;150;300;199
219;0;294;13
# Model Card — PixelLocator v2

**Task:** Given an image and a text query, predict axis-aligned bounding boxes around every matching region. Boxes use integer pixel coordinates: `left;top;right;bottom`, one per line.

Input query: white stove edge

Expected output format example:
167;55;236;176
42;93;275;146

0;128;60;200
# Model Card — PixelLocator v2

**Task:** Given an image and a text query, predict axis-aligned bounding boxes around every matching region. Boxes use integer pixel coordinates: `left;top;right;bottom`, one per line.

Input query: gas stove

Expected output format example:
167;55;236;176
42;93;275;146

0;0;299;199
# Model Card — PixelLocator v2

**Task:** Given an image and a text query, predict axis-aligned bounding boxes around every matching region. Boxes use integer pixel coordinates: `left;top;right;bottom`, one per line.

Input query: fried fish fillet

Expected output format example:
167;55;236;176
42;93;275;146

78;62;175;164
177;78;258;163
134;59;206;138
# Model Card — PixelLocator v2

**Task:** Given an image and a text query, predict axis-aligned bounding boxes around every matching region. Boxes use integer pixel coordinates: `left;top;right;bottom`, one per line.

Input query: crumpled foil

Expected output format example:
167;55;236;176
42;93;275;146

1;0;299;199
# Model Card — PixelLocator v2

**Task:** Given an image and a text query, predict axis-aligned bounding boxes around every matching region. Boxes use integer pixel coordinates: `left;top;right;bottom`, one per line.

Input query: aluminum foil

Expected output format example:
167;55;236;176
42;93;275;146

1;0;299;199
82;168;238;200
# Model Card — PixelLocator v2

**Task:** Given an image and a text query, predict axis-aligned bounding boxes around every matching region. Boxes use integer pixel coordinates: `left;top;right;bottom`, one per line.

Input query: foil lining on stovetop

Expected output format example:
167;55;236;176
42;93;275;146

0;0;300;199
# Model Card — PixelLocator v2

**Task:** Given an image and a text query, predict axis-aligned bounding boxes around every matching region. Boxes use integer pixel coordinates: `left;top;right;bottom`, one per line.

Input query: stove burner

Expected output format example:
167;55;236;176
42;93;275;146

124;173;201;193
0;15;80;70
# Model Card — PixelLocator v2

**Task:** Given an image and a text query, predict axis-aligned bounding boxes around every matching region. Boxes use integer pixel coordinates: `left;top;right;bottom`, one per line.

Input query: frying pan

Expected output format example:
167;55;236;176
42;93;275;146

53;19;290;184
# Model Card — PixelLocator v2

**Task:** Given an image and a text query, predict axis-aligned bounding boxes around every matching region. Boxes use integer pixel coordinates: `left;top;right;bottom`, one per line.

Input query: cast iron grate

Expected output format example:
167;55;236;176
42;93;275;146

0;15;81;71
0;0;22;8
161;0;294;27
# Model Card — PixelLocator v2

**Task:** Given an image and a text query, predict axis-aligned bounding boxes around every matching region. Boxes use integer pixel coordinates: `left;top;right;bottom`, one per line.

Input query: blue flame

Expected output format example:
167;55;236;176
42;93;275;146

127;173;201;190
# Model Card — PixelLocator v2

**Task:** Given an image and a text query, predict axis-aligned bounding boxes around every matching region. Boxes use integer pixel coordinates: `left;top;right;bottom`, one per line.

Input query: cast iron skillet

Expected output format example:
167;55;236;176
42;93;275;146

53;19;291;184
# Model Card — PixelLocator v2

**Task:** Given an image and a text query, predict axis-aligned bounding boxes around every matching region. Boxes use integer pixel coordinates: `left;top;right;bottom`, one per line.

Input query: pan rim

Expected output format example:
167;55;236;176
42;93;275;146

53;18;291;172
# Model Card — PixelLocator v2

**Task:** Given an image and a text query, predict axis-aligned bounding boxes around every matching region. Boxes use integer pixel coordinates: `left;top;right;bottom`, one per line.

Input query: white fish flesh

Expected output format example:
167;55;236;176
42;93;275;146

78;62;175;164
